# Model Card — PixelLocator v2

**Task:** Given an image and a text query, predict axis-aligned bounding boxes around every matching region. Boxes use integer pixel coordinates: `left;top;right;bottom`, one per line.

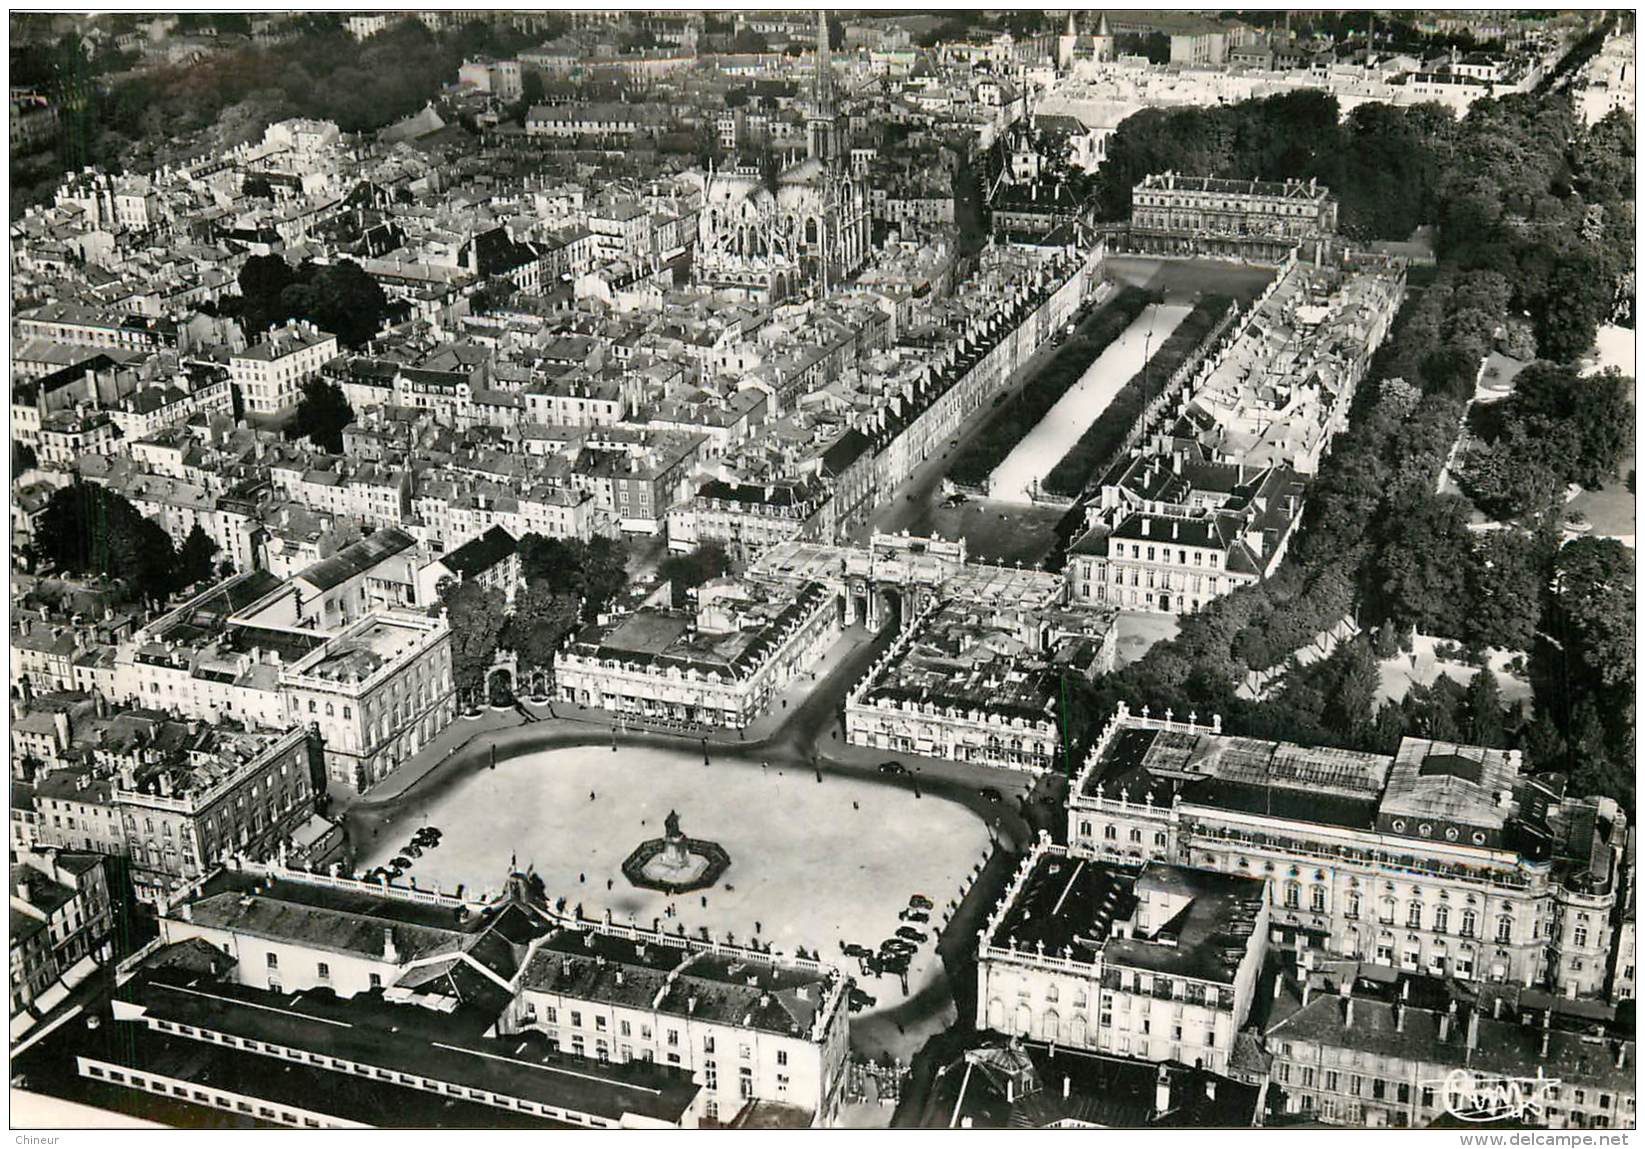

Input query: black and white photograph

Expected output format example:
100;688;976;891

4;5;1637;1136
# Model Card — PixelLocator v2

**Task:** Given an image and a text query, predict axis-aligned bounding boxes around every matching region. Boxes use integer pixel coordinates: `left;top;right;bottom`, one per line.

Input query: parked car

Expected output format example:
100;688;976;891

847;987;877;1012
878;761;908;776
909;894;934;910
896;926;928;944
899;907;930;924
978;786;1004;803
879;938;915;956
842;943;874;961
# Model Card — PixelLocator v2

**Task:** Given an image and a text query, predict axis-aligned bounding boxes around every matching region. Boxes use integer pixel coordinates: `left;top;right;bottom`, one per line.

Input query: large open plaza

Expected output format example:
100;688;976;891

352;740;993;1052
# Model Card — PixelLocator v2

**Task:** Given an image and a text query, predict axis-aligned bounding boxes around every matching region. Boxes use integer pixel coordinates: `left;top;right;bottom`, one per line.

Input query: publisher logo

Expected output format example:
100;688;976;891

1428;1068;1560;1123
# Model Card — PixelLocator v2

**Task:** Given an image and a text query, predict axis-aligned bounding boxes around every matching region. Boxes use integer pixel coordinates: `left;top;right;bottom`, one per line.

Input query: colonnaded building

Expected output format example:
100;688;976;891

1066;705;1628;1000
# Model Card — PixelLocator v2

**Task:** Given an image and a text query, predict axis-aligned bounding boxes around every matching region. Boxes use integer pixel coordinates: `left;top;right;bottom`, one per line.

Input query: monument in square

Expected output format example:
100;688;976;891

622;809;731;895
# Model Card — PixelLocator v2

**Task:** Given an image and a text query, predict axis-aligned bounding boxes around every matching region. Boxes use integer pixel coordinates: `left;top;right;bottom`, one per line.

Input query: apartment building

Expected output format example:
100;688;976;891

1267;968;1634;1129
664;479;831;563
112;724;320;902
232;321;340;418
10;850;115;1018
1065;455;1308;615
118;859;849;1127
844;602;1064;774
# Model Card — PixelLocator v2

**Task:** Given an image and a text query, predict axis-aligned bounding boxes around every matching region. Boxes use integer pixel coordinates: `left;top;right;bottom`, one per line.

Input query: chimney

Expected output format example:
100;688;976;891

1006;1078;1015;1104
383;927;400;963
1395;1002;1406;1032
1465;1006;1481;1051
15;880;29;903
1154;1066;1171;1115
1063;1076;1071;1100
1205;1079;1217;1101
1141;518;1150;537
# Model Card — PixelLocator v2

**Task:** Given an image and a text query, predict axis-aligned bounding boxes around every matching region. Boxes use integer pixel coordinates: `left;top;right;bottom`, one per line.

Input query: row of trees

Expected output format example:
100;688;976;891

32;483;220;606
948;287;1156;487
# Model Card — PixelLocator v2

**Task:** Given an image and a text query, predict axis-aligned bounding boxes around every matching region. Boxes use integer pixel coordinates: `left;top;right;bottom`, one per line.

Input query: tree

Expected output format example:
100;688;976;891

290;377;354;454
1372;494;1473;636
520;68;545;108
1464;668;1507;748
1463;530;1551;653
31;482;179;605
295;259;390;348
12;440;37;478
237;253;298;336
500;579;580;690
658;544;731;607
438;579;506;707
729;28;769;53
579;536;630;622
1323;639;1381;746
177;524;221;589
1550;537;1635;690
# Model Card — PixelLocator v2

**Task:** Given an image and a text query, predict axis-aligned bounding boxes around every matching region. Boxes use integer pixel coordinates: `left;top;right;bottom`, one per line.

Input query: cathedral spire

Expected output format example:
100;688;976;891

814;9;834;117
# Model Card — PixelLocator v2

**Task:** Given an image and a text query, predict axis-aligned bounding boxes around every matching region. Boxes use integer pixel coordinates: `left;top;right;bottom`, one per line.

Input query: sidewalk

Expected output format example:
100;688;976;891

334;705;524;812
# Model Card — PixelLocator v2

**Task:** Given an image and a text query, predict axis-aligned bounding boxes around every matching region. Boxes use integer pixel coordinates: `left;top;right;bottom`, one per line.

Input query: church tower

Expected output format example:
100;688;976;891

807;9;837;166
1092;14;1115;63
1057;10;1078;72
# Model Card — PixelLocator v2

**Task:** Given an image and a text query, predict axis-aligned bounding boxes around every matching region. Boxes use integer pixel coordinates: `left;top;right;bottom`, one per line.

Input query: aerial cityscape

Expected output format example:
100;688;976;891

5;7;1636;1135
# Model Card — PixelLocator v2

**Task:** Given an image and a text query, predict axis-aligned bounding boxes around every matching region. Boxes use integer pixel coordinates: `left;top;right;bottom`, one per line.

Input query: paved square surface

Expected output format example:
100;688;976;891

356;744;992;1045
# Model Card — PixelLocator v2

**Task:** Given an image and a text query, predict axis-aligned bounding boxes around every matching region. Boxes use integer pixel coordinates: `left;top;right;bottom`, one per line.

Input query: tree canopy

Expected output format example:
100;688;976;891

290;377;355;454
32;482;191;605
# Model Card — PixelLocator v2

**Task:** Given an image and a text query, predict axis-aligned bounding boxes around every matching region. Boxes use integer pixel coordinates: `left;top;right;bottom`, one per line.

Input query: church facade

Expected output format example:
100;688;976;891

694;13;872;302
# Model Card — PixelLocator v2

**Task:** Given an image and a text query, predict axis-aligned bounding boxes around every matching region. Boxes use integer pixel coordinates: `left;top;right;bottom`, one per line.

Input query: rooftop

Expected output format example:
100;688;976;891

989;848;1266;985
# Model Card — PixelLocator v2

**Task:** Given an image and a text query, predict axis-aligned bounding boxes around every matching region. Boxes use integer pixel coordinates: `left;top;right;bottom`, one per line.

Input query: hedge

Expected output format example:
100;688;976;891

1040;294;1234;499
947;285;1157;488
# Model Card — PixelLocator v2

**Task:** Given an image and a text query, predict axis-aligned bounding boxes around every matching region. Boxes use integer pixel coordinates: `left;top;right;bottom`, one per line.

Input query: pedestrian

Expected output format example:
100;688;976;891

579;872;585;884
701;895;708;908
853;801;859;811
590;790;596;802
607;878;614;890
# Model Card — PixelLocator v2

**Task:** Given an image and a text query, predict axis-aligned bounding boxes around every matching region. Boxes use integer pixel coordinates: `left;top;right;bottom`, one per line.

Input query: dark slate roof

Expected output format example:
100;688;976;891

296;527;416;592
439;526;517;578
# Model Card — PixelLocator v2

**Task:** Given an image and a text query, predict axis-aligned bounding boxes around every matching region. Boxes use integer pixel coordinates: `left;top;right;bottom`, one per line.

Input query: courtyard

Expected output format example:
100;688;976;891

351;741;993;1059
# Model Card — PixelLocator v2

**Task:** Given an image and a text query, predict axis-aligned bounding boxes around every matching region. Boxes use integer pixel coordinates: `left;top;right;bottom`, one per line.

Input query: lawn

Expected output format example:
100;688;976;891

947;286;1156;488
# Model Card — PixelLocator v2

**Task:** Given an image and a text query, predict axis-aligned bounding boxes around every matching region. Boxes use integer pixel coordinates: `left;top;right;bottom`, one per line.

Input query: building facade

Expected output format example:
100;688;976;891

1130;173;1337;263
975;835;1269;1076
1066;705;1627;999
